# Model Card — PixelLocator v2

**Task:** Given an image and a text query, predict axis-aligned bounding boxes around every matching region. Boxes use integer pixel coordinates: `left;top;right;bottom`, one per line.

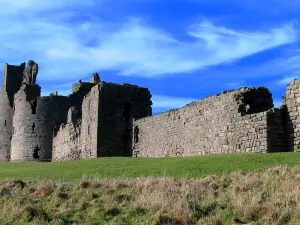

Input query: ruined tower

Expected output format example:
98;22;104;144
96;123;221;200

10;61;69;161
52;79;152;161
0;63;25;161
94;82;152;157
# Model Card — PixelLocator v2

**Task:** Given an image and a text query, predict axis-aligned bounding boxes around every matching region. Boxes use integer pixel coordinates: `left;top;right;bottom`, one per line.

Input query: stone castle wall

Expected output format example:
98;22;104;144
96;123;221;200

132;88;284;157
52;121;82;161
81;84;100;159
52;85;101;162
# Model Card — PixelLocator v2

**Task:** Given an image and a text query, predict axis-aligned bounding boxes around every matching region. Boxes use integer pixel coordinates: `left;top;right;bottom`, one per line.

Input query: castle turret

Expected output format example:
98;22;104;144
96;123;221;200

0;62;25;161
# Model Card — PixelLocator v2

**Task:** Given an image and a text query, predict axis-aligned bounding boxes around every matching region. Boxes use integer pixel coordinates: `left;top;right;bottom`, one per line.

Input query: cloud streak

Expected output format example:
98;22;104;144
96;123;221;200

44;20;298;78
275;75;299;86
152;95;197;110
230;53;300;81
0;0;297;84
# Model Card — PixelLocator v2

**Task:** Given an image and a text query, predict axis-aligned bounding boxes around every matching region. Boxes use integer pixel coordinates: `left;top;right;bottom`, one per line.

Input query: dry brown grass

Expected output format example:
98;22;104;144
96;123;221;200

1;165;300;224
31;181;55;198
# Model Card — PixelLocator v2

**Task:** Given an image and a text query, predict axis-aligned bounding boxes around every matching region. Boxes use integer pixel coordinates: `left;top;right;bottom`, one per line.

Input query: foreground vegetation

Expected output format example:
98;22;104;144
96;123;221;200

1;153;300;181
1;153;300;224
1;165;300;224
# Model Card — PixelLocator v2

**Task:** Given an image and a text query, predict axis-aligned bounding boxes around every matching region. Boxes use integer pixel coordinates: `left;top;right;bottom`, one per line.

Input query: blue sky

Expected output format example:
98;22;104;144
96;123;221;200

0;0;300;114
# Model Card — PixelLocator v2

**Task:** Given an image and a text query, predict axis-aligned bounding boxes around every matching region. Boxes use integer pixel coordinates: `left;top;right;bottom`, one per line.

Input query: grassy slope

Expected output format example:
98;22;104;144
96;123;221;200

1;166;300;224
1;152;300;181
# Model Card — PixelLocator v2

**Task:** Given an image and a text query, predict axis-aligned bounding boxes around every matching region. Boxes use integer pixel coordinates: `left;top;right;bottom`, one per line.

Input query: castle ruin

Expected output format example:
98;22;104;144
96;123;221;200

0;60;299;162
0;61;151;162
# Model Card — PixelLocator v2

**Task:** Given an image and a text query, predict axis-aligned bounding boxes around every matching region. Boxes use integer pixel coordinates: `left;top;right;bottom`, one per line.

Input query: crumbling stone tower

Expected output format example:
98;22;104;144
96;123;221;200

0;63;25;161
10;61;69;161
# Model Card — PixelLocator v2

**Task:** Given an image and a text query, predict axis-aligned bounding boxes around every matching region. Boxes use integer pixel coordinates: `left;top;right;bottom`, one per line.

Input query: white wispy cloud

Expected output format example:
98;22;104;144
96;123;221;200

241;53;300;81
187;20;296;64
0;0;297;85
152;95;197;110
198;49;300;84
275;75;299;86
44;20;297;78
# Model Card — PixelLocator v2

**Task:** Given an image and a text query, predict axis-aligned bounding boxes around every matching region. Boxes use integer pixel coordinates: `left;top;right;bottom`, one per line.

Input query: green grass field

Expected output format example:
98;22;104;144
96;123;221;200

1;152;300;181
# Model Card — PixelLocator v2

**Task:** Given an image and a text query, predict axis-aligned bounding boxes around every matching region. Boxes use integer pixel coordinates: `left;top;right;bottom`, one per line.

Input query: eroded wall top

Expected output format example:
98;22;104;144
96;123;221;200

133;86;277;157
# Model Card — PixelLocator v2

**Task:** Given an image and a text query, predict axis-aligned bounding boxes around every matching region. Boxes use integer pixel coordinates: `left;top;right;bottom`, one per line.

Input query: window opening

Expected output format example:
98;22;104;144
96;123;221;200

33;145;40;159
123;103;131;119
31;101;37;114
134;126;139;143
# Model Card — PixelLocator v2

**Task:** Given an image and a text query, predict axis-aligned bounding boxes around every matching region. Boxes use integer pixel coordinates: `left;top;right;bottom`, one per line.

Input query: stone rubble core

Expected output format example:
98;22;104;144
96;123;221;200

0;60;298;162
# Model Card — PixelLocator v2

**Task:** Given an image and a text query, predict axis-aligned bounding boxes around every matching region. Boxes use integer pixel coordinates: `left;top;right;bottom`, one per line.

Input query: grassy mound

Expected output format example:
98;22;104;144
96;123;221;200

1;153;300;181
1;165;300;224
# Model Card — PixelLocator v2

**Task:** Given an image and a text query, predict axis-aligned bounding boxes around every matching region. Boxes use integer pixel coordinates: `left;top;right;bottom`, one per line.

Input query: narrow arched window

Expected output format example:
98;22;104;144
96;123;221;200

134;126;139;143
31;101;37;114
123;103;131;119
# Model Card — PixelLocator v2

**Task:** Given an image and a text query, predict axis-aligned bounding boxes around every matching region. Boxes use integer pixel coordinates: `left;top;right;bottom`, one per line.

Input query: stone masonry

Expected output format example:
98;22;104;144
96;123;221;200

132;88;284;157
0;60;299;162
282;80;300;152
53;81;152;161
